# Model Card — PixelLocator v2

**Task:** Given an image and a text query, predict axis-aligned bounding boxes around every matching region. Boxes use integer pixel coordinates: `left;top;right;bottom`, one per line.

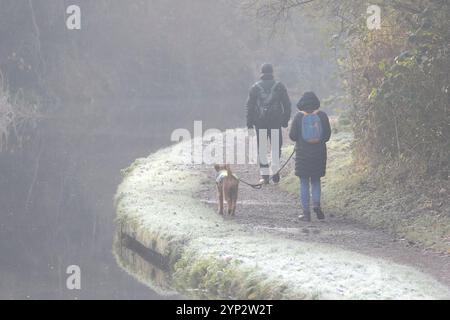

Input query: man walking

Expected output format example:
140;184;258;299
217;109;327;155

246;63;291;184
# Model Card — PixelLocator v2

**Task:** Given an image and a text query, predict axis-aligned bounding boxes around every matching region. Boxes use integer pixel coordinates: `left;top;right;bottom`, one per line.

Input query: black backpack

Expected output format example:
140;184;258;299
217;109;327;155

255;82;283;122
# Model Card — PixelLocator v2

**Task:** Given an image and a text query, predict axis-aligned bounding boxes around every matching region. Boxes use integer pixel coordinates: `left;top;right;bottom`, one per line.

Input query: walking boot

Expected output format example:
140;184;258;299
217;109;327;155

298;211;311;222
259;175;270;185
272;173;280;184
314;207;325;220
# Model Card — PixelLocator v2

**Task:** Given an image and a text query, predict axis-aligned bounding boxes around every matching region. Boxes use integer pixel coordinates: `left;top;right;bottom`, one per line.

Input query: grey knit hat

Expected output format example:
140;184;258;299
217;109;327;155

261;63;274;74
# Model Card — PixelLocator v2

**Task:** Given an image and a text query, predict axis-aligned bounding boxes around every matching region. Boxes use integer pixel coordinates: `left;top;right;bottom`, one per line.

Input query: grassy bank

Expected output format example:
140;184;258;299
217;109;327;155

113;135;449;299
280;130;450;254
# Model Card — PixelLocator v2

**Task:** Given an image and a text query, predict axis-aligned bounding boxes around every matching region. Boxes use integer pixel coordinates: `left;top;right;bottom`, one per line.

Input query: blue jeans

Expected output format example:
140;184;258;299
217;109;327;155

300;177;321;212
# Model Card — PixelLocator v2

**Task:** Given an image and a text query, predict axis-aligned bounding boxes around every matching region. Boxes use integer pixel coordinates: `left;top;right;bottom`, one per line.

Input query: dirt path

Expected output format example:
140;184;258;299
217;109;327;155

197;163;450;288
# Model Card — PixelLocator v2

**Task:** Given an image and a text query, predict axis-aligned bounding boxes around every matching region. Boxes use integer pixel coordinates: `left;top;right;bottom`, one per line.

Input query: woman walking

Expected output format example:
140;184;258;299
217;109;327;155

289;92;331;222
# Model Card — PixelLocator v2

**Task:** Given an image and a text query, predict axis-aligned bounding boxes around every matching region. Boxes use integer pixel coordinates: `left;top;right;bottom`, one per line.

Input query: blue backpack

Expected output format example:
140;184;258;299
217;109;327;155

301;111;323;144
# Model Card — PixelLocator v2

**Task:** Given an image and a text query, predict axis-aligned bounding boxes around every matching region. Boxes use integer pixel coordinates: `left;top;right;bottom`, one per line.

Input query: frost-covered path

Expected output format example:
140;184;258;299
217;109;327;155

198;162;450;288
115;134;450;299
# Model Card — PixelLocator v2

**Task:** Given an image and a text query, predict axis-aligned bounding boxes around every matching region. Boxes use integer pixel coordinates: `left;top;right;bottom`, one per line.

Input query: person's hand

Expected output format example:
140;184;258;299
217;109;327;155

247;124;254;130
282;121;289;128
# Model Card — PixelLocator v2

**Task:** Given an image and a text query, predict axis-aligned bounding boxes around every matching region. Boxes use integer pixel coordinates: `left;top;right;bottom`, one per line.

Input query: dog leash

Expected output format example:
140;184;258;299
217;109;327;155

238;148;296;190
238;178;264;190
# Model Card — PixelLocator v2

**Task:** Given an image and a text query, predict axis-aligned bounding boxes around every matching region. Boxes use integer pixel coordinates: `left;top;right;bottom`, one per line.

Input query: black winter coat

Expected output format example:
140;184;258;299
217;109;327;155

246;74;292;129
289;111;331;178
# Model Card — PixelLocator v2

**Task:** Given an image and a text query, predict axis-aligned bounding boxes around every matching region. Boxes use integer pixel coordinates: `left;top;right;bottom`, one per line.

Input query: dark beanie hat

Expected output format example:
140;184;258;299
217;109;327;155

297;91;320;111
261;63;274;74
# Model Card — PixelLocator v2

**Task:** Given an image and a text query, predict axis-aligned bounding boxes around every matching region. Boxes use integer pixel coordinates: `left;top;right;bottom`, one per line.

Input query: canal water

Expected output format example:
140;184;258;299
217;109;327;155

0;98;241;299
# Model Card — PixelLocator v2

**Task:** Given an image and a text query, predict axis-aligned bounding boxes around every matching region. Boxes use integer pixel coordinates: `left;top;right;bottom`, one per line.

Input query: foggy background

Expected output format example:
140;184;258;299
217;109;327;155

0;0;339;299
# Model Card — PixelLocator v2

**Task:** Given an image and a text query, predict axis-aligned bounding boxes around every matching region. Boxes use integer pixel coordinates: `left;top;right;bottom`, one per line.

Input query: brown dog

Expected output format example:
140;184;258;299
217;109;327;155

214;164;239;216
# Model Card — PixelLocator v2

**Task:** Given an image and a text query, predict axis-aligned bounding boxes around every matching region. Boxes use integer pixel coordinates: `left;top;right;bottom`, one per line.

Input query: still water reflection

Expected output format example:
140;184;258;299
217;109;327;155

0;99;241;299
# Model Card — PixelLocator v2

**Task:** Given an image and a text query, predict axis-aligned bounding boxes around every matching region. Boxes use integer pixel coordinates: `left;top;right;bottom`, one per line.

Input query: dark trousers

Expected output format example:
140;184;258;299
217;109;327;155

255;127;283;176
